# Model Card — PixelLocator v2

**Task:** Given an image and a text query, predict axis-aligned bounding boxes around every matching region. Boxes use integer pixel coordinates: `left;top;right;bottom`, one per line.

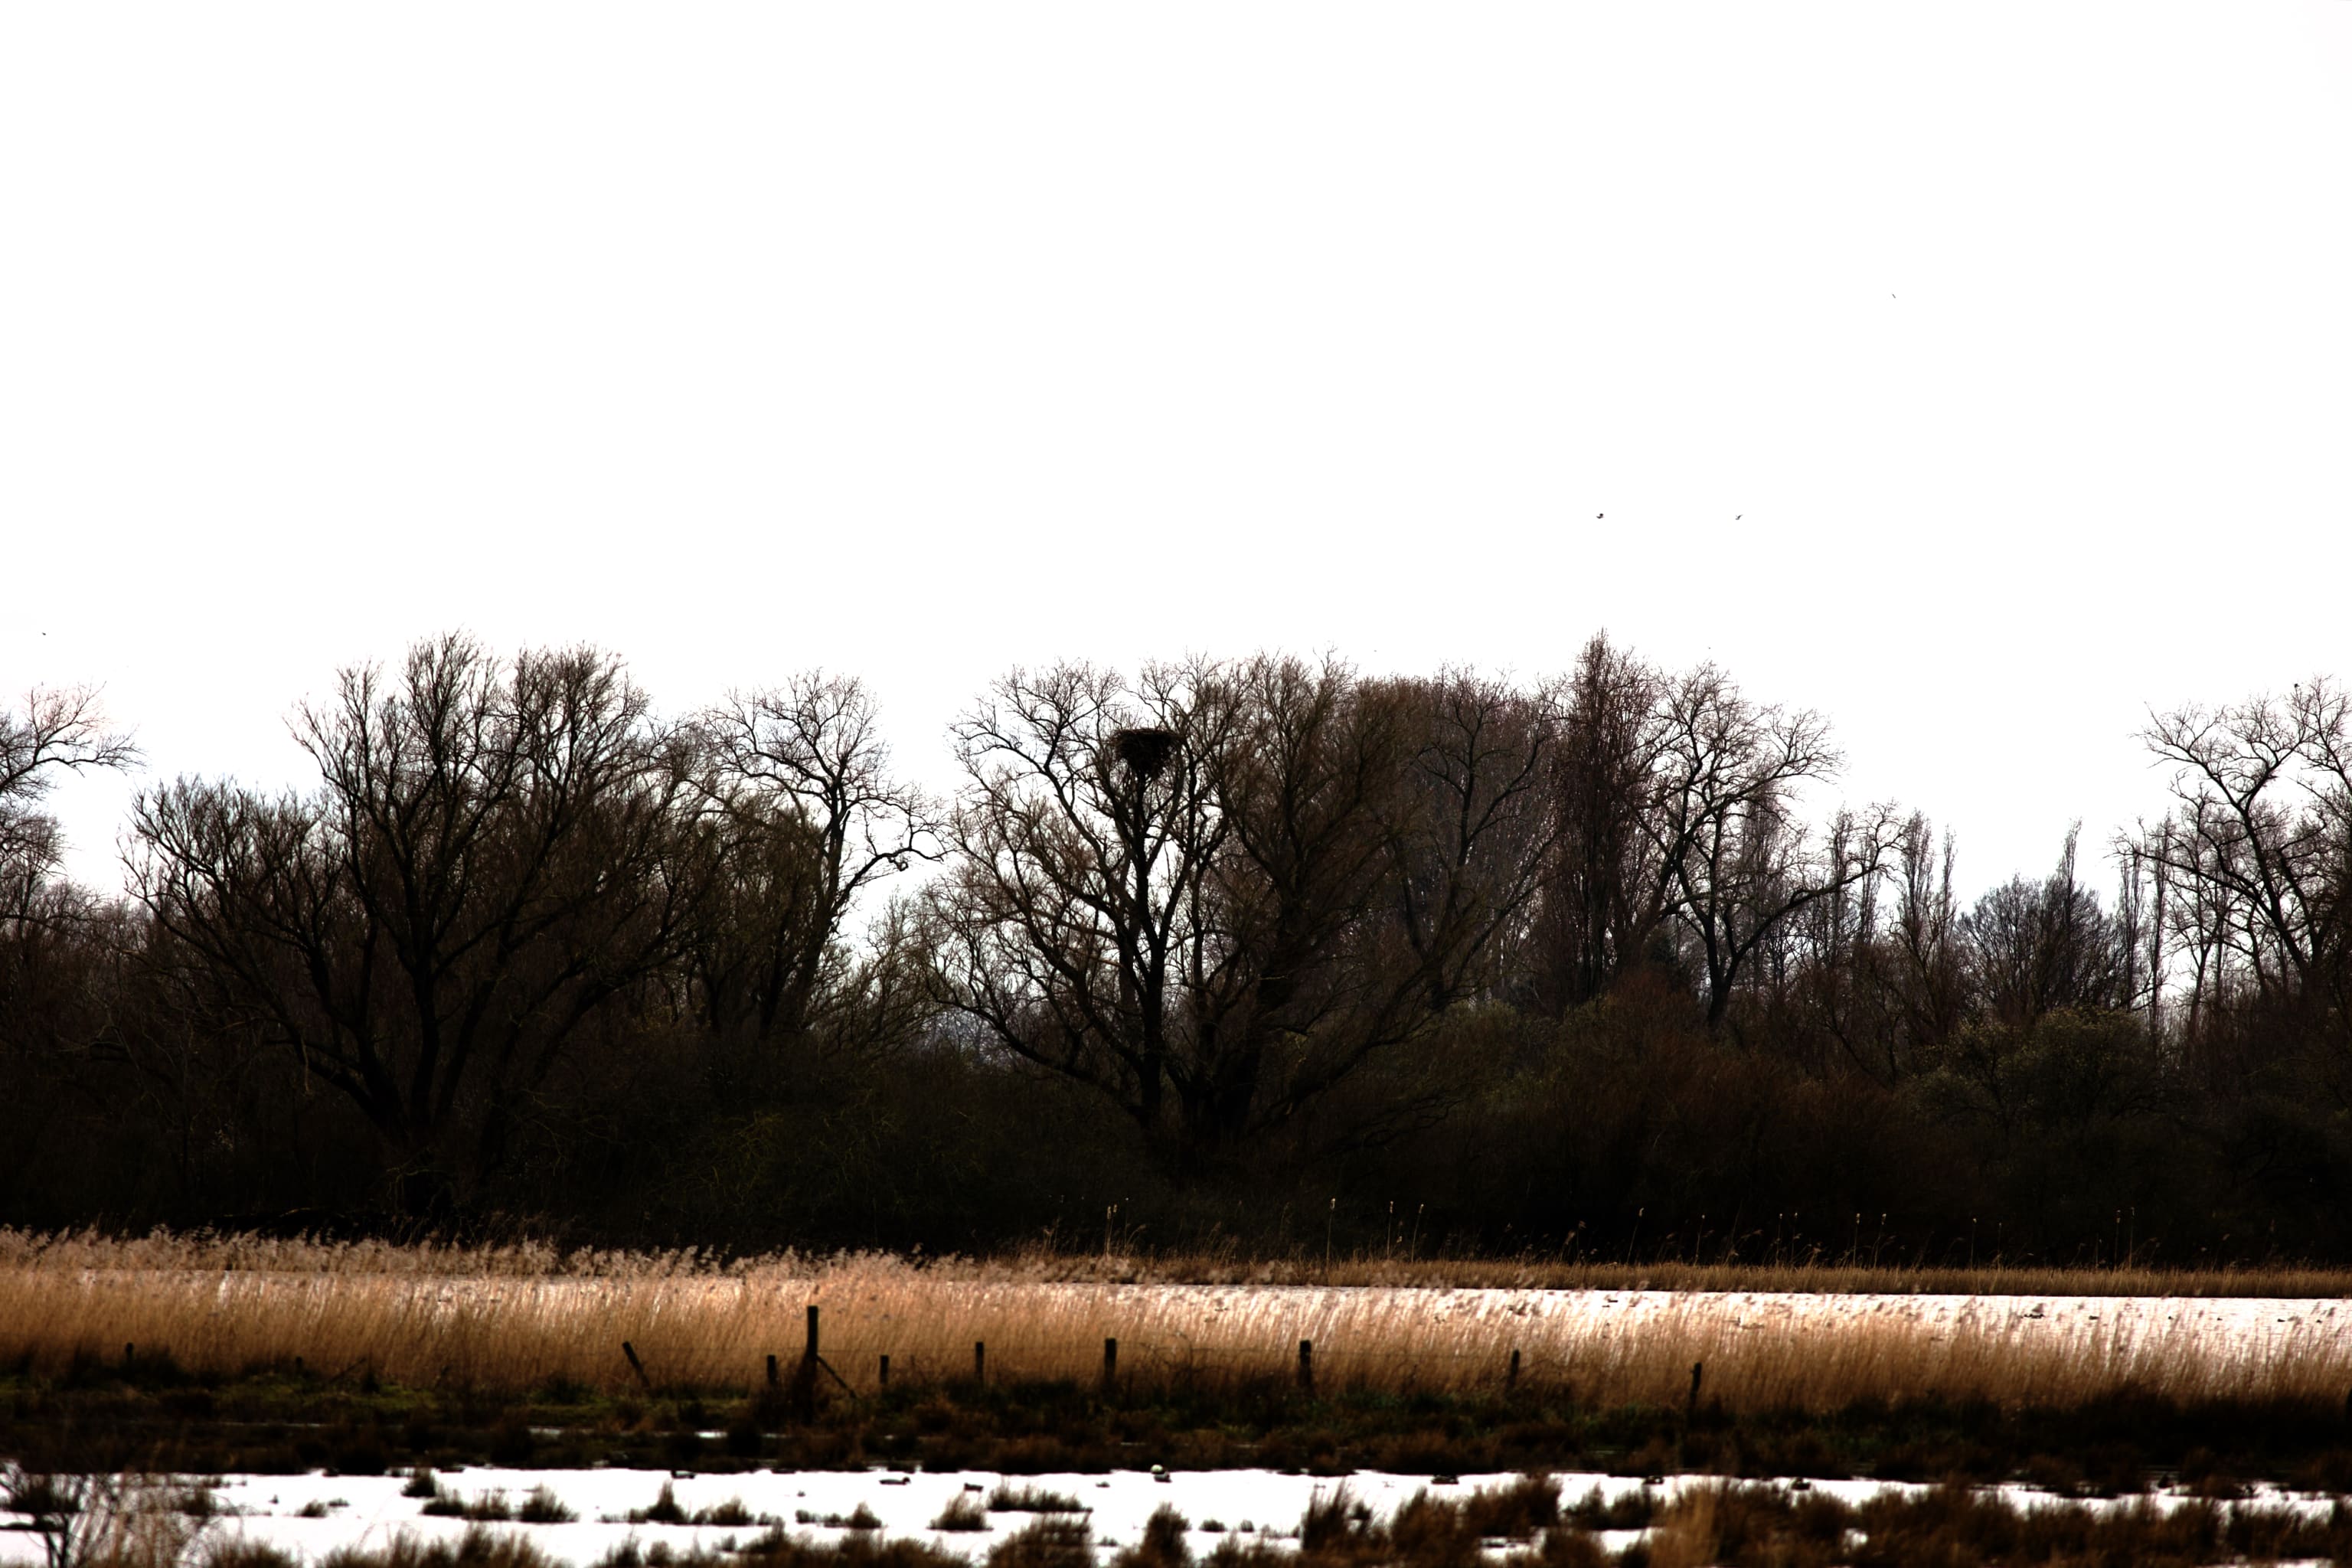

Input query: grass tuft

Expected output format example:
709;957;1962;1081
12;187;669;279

1112;1505;1191;1568
986;1486;1087;1514
930;1494;990;1532
983;1515;1095;1568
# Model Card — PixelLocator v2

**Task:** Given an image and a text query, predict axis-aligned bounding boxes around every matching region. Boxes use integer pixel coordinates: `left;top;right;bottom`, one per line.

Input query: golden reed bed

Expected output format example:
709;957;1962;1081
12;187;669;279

3;1232;2349;1413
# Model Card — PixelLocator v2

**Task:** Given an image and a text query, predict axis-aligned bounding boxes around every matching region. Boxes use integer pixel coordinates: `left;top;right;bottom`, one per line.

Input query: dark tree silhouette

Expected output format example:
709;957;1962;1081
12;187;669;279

130;635;696;1214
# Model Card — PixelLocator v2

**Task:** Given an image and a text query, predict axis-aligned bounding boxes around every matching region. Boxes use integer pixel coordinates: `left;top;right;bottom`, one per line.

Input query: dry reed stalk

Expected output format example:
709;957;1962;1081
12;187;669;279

4;1234;2350;1412
1645;1488;1719;1568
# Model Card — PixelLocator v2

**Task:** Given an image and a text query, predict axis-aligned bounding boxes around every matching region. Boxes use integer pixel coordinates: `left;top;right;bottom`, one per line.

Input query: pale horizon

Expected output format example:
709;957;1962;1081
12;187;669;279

9;3;2350;905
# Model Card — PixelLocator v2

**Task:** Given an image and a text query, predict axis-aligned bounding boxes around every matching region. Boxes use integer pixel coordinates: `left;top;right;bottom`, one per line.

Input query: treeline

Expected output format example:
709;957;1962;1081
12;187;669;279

2;634;2349;1264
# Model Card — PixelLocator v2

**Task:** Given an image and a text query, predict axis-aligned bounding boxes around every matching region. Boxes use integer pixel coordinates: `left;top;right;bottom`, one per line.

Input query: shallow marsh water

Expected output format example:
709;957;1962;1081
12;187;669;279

2;1465;2343;1566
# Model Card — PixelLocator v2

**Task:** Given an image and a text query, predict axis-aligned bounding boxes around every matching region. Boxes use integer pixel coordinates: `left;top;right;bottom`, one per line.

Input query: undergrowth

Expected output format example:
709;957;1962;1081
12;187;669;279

11;1361;2352;1488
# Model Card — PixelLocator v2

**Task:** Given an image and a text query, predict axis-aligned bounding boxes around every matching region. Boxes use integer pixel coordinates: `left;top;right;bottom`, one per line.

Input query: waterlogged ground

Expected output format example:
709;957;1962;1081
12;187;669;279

2;1466;2346;1566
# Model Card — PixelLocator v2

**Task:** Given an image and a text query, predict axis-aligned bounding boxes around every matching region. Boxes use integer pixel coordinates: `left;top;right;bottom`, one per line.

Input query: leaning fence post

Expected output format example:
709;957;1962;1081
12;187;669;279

1102;1337;1118;1394
622;1341;652;1392
1297;1338;1314;1395
1507;1348;1521;1393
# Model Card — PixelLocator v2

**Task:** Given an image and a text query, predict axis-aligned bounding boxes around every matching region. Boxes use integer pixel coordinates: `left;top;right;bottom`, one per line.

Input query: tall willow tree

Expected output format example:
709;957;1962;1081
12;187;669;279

132;635;697;1215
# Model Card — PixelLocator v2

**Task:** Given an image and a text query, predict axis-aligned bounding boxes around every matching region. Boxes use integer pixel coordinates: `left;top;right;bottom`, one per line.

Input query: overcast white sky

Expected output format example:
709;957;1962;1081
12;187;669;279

6;4;2350;898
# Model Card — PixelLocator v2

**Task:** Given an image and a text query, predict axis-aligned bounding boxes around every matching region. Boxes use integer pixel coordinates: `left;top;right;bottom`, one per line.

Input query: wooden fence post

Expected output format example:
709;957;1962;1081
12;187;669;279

1687;1361;1704;1420
794;1305;820;1423
974;1341;986;1383
878;1354;890;1390
1507;1348;1521;1393
1297;1339;1314;1395
1102;1337;1118;1394
622;1341;652;1392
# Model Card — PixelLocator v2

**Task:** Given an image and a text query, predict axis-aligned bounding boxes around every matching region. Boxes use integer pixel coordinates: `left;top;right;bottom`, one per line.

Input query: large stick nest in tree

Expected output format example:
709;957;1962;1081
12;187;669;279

1109;727;1181;781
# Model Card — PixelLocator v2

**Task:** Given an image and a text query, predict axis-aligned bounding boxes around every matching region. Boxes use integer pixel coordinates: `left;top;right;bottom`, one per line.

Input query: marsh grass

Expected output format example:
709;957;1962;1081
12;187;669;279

1112;1505;1190;1568
985;1488;1086;1514
318;1528;555;1568
9;1227;2350;1295
981;1515;1094;1568
1625;1479;2352;1567
929;1494;990;1532
422;1490;551;1524
1;1467;212;1568
6;1230;2350;1419
1165;1476;2352;1568
24;1473;2352;1568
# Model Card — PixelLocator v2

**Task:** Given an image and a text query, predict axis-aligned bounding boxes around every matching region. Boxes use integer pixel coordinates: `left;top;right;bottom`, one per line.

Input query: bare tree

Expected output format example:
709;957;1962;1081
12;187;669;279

1;688;138;1075
1962;825;2128;1030
0;685;137;803
1527;634;1669;1011
927;657;1561;1166
926;659;1237;1149
1184;655;1404;1142
130;635;696;1214
689;673;936;1050
1379;666;1561;1011
2112;836;2163;1031
1;686;138;929
1642;662;1897;1029
2132;679;2352;1062
1884;812;1968;1064
1199;660;1556;1147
